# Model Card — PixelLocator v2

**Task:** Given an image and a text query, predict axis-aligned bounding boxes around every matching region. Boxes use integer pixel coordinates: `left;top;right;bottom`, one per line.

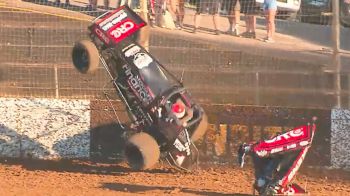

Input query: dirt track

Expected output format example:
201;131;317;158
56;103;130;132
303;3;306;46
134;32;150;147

0;160;349;196
1;2;349;196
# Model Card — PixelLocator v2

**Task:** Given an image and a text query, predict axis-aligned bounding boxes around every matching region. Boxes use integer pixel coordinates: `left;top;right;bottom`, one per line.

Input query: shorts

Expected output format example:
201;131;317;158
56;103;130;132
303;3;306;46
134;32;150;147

263;0;277;11
241;0;259;15
196;0;221;15
227;0;241;13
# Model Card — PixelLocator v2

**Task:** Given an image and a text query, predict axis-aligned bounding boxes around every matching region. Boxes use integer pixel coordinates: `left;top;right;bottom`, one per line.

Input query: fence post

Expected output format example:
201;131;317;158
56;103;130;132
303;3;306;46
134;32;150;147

332;0;341;108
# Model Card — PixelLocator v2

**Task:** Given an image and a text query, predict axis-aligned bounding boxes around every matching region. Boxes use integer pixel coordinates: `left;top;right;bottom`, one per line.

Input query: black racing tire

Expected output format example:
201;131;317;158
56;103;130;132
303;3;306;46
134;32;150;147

124;132;160;170
72;40;99;74
191;113;208;142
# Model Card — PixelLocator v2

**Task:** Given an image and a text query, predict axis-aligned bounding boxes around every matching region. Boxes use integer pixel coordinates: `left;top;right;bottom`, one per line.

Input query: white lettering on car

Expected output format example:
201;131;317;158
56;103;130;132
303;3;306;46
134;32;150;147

110;21;134;39
175;154;185;166
125;45;141;57
299;141;309;146
133;52;153;69
95;28;110;44
100;10;127;31
256;150;268;157
271;147;283;154
122;64;152;103
174;139;186;152
265;128;304;143
286;143;297;149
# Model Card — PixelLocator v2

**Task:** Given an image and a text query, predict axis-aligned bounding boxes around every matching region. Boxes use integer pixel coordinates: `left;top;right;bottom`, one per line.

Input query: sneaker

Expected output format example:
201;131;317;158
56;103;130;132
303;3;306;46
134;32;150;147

192;28;197;34
250;32;256;39
239;31;248;37
226;29;239;36
215;30;220;35
240;31;255;38
264;37;275;43
233;28;240;36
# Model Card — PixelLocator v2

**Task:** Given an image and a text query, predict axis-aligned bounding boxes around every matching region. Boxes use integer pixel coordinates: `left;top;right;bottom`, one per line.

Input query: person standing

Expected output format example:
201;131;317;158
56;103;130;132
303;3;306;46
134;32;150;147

240;0;259;39
87;0;97;10
226;0;241;36
175;0;185;29
55;0;70;5
263;0;277;43
104;0;110;9
193;0;221;35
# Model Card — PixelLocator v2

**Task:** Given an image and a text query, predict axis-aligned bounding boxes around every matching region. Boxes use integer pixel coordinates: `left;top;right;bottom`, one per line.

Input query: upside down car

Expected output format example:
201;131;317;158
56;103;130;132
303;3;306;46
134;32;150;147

71;5;208;171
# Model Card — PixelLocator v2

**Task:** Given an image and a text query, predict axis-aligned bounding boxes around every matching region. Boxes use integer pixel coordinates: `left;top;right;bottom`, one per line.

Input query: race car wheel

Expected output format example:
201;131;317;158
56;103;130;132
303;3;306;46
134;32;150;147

72;40;99;74
191;113;208;142
124;132;160;170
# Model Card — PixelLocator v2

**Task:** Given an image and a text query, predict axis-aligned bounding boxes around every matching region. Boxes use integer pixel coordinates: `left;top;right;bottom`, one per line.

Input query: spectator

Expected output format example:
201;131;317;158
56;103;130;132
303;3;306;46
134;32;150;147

175;0;185;29
104;0;109;9
193;0;221;35
55;0;70;5
240;0;259;39
263;0;277;43
87;0;110;11
87;0;97;10
155;0;176;29
226;0;240;36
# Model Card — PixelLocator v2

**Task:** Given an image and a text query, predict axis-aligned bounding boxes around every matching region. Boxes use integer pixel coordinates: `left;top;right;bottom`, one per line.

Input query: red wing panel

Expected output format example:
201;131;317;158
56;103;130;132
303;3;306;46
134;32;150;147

95;5;146;44
253;124;316;156
107;19;140;43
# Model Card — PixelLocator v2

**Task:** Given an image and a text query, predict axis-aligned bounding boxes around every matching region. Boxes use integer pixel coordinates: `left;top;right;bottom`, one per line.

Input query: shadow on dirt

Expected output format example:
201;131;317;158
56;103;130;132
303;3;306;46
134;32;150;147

0;158;131;176
0;158;185;175
102;182;251;196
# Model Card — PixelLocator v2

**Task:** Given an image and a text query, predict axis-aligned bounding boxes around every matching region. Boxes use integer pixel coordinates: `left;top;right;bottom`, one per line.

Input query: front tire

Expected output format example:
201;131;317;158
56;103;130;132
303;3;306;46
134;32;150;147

124;132;160;170
72;40;99;74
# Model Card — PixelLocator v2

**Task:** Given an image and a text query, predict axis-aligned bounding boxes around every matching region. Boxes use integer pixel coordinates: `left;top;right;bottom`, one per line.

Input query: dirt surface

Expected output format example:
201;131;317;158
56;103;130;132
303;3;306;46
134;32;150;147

0;159;349;196
0;1;349;196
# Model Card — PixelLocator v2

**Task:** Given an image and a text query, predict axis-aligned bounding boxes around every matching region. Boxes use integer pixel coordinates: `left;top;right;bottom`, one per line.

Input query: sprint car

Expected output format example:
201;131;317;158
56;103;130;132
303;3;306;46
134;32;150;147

71;5;208;171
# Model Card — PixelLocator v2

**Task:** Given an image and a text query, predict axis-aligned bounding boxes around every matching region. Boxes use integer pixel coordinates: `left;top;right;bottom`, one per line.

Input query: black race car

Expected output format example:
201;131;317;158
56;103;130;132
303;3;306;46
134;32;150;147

71;5;208;171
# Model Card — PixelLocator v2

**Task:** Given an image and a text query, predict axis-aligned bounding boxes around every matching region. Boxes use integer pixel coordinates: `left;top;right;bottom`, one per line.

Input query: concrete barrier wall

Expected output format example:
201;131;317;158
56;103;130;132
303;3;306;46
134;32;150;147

0;98;90;159
0;98;349;170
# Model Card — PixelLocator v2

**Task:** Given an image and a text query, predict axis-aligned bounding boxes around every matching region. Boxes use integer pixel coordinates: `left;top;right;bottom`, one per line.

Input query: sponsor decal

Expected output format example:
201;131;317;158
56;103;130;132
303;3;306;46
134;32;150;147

271;147;283;154
109;21;135;39
265;128;304;144
256;150;268;157
286;143;297;150
125;45;141;57
95;28;110;44
174;139;186;152
122;64;153;104
175;154;185;166
100;10;128;31
299;141;309;146
173;130;191;156
284;187;296;194
133;52;152;69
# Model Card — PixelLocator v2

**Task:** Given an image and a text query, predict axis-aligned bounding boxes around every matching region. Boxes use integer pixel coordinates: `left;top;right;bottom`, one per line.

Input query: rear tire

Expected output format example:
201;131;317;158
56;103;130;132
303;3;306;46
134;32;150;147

72;40;99;74
191;113;208;142
124;132;160;170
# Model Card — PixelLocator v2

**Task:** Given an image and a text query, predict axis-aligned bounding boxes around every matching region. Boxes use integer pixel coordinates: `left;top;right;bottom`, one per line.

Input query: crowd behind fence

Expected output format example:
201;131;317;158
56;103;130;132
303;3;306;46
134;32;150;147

0;0;350;109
